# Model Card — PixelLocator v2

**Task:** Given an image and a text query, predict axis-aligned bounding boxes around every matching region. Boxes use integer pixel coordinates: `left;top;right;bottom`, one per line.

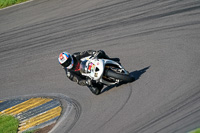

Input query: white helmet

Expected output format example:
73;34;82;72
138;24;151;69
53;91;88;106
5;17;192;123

58;52;74;69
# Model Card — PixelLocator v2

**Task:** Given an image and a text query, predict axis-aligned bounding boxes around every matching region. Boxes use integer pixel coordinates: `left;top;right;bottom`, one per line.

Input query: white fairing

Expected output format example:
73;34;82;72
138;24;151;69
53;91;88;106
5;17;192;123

80;56;129;85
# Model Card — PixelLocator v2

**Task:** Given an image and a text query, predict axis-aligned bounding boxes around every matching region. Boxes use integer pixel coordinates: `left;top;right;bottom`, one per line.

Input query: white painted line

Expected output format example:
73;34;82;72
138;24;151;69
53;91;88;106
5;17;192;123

0;0;34;11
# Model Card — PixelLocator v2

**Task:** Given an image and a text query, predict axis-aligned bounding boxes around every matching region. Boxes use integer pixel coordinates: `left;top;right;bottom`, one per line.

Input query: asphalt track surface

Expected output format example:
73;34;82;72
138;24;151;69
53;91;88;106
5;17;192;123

0;0;200;133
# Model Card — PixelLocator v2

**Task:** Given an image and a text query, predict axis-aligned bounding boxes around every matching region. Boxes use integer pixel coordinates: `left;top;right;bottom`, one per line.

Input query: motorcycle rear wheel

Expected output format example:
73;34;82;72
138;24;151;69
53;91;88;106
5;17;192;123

105;69;134;83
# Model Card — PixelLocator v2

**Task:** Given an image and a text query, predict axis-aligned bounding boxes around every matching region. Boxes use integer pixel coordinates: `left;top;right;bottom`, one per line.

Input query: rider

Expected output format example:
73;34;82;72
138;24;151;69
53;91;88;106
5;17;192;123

58;50;120;94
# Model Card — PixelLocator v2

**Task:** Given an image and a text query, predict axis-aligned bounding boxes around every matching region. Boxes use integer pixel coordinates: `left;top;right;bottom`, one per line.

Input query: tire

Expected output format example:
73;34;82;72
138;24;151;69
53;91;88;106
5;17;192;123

105;69;134;83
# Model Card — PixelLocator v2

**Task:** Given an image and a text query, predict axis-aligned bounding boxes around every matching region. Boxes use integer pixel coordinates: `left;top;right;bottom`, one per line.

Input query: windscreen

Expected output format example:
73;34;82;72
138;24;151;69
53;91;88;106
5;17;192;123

80;60;88;74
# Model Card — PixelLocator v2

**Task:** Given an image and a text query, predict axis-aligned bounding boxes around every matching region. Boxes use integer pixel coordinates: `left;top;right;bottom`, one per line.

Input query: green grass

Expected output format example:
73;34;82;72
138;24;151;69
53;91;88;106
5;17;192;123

0;0;28;9
0;115;19;133
190;128;200;133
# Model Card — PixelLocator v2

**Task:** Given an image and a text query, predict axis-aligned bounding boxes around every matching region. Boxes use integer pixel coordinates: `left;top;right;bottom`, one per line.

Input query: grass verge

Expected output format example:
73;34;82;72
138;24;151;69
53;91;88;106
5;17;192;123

189;128;200;133
0;0;28;9
0;115;19;133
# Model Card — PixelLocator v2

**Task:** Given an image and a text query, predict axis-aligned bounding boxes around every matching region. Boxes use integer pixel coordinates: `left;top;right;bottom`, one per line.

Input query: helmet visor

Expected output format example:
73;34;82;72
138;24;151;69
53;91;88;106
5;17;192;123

62;55;72;67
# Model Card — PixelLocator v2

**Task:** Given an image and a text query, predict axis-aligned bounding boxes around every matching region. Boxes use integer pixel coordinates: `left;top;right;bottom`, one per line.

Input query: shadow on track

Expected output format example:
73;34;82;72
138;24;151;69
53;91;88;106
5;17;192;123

130;66;150;81
101;66;150;93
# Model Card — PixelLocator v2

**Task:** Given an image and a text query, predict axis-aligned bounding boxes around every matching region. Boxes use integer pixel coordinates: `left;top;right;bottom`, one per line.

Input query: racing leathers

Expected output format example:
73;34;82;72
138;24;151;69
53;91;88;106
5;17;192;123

64;50;110;92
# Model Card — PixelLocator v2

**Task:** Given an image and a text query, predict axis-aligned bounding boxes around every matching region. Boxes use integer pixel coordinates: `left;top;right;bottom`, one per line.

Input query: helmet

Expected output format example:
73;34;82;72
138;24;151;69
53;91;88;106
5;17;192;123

58;52;74;69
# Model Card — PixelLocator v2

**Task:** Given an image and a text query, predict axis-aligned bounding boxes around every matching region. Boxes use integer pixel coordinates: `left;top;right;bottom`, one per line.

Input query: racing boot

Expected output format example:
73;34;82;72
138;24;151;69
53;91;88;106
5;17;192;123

88;86;101;95
96;50;121;64
87;81;104;95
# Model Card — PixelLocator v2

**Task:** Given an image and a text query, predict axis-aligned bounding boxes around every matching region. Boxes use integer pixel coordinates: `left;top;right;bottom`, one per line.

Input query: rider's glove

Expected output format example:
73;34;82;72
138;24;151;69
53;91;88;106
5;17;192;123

66;71;74;81
67;71;71;78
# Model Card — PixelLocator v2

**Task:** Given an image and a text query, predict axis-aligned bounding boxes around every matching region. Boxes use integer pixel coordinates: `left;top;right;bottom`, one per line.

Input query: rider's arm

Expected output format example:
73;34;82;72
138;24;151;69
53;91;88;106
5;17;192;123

80;50;96;57
73;50;96;60
74;50;110;59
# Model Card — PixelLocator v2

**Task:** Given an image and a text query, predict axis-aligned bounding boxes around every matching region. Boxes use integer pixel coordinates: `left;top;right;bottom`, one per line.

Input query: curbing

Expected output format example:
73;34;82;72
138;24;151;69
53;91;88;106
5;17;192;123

0;93;81;133
0;97;61;133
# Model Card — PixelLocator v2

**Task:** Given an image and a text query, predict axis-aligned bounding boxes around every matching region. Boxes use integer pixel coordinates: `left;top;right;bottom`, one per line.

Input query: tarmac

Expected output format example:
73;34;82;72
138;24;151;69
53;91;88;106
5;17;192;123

0;0;200;133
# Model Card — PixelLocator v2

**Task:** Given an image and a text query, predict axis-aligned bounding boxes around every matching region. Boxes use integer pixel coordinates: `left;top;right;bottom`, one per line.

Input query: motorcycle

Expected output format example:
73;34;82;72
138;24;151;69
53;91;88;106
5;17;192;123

80;56;135;95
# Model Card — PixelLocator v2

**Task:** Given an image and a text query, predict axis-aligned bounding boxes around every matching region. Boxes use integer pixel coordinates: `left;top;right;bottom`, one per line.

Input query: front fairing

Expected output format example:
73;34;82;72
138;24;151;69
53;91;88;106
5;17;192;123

80;58;104;81
80;57;129;85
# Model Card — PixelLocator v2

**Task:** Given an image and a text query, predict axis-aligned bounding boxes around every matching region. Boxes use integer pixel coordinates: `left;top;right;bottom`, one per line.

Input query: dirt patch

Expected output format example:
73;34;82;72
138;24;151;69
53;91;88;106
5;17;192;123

34;123;56;133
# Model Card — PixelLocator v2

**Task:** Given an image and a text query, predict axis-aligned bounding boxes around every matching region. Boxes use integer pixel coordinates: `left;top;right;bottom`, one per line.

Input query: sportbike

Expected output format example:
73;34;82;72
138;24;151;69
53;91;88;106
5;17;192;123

80;56;134;95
